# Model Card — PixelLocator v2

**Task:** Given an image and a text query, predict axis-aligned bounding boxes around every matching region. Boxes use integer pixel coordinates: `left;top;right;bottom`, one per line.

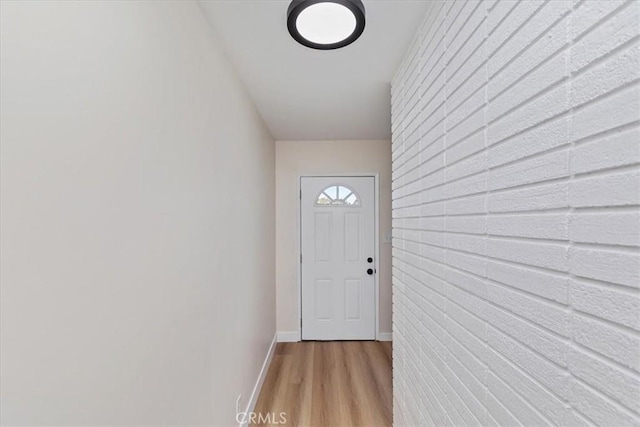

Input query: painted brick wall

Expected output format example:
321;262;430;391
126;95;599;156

391;1;640;425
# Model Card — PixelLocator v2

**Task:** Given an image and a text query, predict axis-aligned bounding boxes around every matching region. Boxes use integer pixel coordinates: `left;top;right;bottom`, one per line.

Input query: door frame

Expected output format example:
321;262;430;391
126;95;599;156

297;173;380;341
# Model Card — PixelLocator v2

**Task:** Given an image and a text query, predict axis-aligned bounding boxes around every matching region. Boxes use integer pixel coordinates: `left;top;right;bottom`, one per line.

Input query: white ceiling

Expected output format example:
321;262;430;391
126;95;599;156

198;1;429;141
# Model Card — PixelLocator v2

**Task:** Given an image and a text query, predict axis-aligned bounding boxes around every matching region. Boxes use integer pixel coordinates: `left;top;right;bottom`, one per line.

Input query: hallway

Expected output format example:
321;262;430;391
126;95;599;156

1;1;639;426
253;341;392;426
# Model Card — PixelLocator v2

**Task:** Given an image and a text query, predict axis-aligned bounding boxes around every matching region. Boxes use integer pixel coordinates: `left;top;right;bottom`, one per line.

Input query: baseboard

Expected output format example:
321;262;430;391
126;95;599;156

238;333;277;427
378;332;393;341
278;330;389;341
277;330;300;342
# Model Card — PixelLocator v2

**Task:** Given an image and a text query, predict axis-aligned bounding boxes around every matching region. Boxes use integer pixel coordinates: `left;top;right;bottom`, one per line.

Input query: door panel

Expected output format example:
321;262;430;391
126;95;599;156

314;212;332;262
301;176;375;340
314;279;332;320
345;279;361;320
344;213;360;262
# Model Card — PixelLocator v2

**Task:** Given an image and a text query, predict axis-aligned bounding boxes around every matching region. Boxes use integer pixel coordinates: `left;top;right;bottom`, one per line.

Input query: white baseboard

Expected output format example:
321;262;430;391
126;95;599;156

378;332;393;341
238;333;277;427
278;330;390;341
277;330;300;342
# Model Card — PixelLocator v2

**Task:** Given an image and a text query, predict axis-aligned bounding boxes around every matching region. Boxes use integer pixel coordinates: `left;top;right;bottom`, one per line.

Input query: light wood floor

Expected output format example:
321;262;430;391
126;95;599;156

252;341;392;427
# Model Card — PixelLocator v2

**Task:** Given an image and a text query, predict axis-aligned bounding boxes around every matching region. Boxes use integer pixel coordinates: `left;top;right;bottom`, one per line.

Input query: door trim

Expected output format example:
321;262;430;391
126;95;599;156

297;174;380;341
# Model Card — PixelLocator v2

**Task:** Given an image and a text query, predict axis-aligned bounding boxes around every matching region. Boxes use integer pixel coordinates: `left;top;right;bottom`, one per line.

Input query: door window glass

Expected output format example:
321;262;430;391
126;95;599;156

315;185;361;206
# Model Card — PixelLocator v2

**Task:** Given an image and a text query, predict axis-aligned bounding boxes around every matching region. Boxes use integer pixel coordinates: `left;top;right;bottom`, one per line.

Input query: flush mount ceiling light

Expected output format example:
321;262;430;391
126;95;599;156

287;0;366;50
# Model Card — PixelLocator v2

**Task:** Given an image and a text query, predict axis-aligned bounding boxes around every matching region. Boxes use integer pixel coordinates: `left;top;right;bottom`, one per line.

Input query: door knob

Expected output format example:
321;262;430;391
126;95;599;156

367;257;373;263
367;268;374;275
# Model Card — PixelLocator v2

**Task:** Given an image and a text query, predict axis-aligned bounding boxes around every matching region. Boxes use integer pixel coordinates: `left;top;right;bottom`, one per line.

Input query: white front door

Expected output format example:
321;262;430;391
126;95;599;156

301;176;376;340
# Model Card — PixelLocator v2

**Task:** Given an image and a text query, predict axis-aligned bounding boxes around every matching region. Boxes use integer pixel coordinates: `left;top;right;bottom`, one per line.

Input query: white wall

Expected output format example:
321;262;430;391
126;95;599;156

392;0;640;426
275;140;392;339
0;1;275;425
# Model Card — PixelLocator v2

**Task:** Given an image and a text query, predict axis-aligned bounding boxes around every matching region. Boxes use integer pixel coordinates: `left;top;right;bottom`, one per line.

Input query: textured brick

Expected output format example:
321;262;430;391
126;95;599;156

572;127;640;175
571;279;640;330
391;0;640;424
444;171;487;199
488;148;570;191
419;134;445;164
421;90;445;133
569;346;640;413
446;108;485;148
445;299;486;345
571;0;640;73
445;193;486;215
445;150;487;182
488;326;571;399
447;45;486;104
570;0;628;41
488;213;569;240
446;86;486;132
486;369;550;426
571;42;640;109
446;250;487;277
446;312;488;362
485;386;521;427
487;282;570;336
446;130;485;164
570;379;639;426
488;116;569;163
572;85;640;142
446;233;486;256
444;356;486;424
445;332;487;395
487;0;517;35
446;267;487;299
486;347;575;424
570;247;640;288
572;314;640;371
445;0;484;61
488;82;570;145
445;215;486;235
489;0;571;76
570;170;640;208
488;51;568;123
487;304;569;366
487;259;568;303
489;16;568;99
487;238;569;272
488;0;544;56
571;212;640;246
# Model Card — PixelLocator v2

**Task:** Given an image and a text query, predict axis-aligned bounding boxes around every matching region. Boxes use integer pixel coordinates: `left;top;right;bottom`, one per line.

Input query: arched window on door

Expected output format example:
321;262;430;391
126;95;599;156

315;185;361;207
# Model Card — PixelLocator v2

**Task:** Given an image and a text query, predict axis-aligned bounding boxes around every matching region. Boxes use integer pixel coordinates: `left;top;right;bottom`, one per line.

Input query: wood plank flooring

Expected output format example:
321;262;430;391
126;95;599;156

252;341;392;427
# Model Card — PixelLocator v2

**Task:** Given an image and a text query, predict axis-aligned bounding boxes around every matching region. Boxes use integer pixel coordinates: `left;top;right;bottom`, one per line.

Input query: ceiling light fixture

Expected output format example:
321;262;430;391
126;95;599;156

287;0;366;50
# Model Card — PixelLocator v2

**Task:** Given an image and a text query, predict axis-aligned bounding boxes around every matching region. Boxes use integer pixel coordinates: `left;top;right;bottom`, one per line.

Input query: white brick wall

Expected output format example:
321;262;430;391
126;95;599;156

391;1;640;425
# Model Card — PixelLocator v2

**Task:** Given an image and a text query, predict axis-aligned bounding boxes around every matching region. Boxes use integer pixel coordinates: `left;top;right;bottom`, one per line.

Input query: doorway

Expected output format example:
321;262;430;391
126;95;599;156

300;176;377;340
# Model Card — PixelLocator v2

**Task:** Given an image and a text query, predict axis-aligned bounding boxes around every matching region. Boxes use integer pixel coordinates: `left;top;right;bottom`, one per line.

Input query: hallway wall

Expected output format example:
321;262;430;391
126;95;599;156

275;140;392;340
0;1;275;425
391;0;640;425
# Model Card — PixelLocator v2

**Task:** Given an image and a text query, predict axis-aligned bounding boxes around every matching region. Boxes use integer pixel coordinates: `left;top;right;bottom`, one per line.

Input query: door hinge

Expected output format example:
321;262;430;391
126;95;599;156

300;318;303;327
300;253;302;263
300;189;302;200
